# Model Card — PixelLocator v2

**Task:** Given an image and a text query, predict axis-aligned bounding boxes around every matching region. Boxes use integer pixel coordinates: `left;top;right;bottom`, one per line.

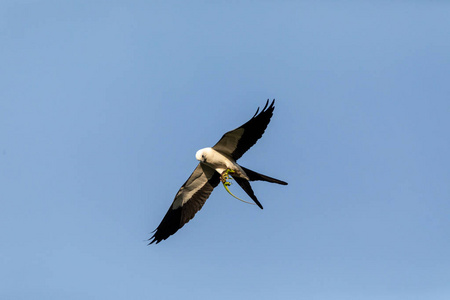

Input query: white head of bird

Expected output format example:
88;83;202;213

195;148;211;163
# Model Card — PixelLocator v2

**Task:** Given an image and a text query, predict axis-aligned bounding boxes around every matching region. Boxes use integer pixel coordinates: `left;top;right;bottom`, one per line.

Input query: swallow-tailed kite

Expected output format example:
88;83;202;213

149;99;287;244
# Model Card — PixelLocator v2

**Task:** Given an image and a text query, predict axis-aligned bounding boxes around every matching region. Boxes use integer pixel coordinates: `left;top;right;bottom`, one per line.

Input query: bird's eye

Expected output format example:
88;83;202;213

202;154;206;162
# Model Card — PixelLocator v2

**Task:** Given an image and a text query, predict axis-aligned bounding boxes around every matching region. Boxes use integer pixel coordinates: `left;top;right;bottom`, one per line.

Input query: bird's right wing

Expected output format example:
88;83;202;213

149;163;220;244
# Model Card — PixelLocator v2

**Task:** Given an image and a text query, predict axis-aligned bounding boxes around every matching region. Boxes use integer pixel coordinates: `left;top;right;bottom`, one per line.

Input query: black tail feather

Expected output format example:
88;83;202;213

232;177;264;209
241;167;288;185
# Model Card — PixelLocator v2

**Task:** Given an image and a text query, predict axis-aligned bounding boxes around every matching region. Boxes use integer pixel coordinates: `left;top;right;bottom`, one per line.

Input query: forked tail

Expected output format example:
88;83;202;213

241;167;288;185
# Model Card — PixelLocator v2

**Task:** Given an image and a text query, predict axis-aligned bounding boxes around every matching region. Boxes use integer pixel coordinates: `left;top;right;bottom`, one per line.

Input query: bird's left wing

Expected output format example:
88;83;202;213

149;163;220;244
212;99;275;161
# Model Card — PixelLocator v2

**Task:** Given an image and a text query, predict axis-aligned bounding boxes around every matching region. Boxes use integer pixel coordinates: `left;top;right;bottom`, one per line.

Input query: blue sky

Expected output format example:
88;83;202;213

1;1;450;299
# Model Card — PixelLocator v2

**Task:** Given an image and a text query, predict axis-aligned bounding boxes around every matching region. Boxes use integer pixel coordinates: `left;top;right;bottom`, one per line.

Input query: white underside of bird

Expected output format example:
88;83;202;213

195;147;249;180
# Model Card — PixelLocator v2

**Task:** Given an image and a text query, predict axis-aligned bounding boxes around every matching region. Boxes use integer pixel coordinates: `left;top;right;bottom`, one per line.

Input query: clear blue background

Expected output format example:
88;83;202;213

1;1;449;299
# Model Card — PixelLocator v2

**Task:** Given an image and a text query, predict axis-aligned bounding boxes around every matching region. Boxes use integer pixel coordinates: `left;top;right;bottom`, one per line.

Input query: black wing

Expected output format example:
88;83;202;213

212;99;275;161
149;163;220;244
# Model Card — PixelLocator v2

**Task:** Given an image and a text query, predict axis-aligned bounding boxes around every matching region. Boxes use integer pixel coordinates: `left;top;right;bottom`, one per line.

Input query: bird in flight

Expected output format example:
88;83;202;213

149;99;287;244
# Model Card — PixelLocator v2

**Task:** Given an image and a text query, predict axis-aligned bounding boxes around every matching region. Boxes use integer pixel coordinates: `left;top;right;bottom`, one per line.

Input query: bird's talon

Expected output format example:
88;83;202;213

220;168;235;183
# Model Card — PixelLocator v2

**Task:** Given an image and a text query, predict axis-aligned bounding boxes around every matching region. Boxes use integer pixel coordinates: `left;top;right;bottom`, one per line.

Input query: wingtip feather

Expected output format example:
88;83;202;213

252;107;260;118
262;99;269;111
